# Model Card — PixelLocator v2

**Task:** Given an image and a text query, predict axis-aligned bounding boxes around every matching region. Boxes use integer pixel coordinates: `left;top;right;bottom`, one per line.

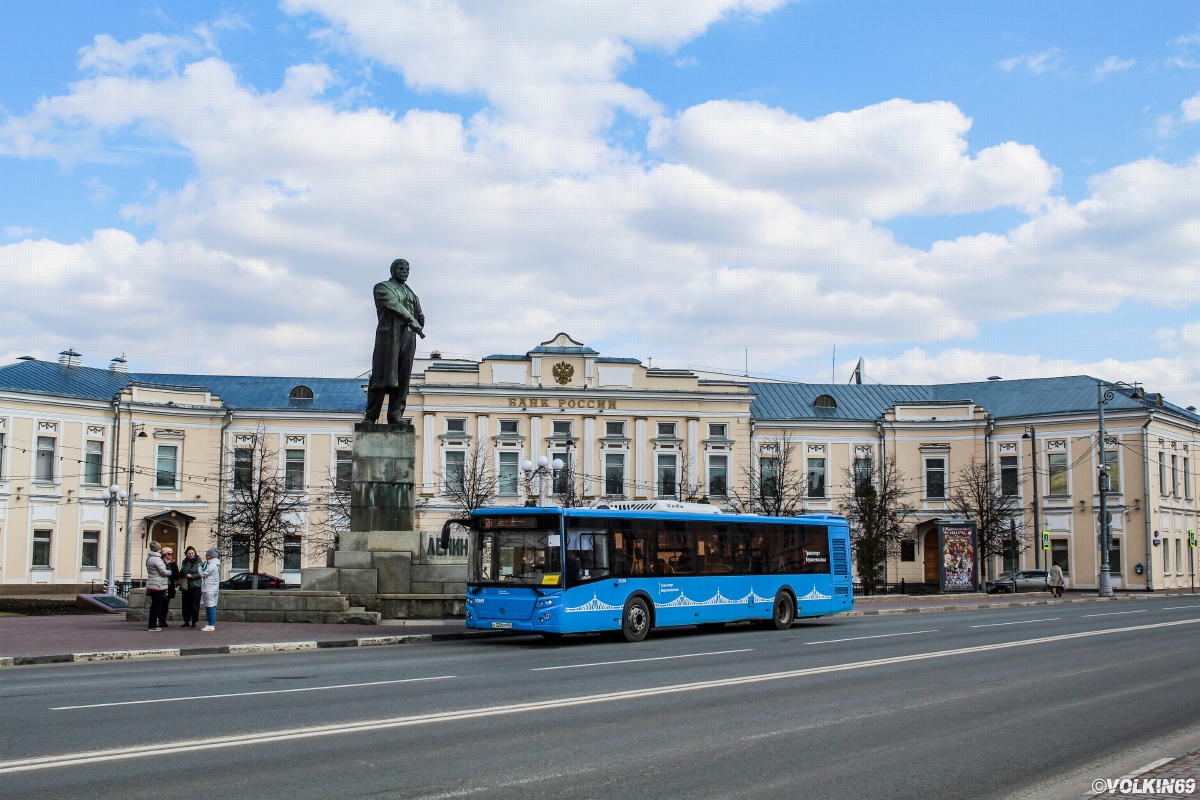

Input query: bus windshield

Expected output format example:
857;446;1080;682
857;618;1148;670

469;514;563;587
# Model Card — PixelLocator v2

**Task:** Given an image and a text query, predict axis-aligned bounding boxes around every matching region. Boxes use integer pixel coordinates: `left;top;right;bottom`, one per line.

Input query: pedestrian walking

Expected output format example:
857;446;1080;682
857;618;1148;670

179;546;203;628
1049;561;1065;598
161;547;180;627
145;542;171;632
199;548;221;632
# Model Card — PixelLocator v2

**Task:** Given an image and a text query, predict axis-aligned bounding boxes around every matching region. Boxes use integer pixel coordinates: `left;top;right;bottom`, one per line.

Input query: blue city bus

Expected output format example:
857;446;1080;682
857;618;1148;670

452;502;853;642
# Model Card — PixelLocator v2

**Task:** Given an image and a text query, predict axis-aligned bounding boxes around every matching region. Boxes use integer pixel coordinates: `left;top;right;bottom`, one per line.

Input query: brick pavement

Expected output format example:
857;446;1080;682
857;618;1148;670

1096;749;1200;799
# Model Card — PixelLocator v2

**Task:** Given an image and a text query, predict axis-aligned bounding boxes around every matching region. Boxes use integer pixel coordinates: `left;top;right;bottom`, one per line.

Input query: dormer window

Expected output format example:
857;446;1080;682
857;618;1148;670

814;394;837;409
290;386;313;401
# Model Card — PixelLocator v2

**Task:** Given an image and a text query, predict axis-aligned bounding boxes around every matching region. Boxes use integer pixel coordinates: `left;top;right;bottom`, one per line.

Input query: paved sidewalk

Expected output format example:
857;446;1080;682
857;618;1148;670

1089;748;1200;799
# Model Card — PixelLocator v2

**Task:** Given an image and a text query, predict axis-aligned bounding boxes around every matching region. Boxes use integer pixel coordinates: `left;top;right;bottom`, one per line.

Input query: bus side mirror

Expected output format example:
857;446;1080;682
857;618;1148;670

439;518;470;551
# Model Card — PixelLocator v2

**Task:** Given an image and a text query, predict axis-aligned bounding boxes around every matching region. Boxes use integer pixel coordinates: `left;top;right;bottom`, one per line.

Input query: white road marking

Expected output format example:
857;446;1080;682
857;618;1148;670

1082;610;1147;618
4;617;1198;776
50;676;456;711
531;649;753;671
805;630;937;645
1162;605;1200;611
971;618;1061;628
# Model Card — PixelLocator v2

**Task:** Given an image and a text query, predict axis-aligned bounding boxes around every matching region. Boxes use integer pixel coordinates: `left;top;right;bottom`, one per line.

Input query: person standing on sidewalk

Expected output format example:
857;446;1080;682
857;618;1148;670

145;542;171;632
161;547;180;627
1049;561;1065;598
179;546;203;628
199;548;221;632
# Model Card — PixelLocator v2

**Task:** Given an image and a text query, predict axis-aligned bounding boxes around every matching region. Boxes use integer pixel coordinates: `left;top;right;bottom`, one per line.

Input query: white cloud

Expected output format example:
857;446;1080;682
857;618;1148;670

1183;92;1200;122
1093;55;1134;78
4;225;38;239
78;32;208;77
998;47;1065;75
649;99;1058;219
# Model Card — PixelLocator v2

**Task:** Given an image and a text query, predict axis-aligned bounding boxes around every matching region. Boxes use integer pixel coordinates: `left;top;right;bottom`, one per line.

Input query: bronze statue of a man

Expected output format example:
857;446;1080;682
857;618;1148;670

364;258;424;424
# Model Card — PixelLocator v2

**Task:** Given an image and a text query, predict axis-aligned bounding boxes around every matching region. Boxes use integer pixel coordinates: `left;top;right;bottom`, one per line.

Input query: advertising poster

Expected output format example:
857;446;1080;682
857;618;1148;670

940;524;978;592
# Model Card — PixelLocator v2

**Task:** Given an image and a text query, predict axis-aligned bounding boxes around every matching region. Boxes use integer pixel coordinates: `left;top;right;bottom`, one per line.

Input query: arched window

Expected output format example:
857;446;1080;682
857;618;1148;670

290;386;313;401
814;394;837;409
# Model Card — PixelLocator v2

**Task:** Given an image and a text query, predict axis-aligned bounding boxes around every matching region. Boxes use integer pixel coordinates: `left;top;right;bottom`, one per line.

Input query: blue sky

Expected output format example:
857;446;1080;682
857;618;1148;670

2;1;1199;401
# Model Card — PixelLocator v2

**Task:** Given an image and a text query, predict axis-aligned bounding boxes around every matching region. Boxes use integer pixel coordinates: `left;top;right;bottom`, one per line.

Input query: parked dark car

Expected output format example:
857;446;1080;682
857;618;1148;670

986;570;1049;594
220;572;290;590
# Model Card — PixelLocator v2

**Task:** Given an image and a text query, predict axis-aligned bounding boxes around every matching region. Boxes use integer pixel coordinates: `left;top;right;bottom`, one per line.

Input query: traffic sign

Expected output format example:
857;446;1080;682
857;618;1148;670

1041;531;1051;550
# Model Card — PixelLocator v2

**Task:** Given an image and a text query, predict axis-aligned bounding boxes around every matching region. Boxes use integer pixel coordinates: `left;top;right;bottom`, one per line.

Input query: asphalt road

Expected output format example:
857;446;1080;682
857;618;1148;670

2;596;1199;799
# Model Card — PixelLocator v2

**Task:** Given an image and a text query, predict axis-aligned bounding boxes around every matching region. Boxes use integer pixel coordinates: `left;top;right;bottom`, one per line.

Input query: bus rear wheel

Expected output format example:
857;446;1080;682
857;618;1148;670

771;590;795;630
621;597;652;643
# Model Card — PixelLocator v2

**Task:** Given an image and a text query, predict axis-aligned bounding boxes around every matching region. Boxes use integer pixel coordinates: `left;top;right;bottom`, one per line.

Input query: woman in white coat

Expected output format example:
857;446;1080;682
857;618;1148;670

199;548;222;632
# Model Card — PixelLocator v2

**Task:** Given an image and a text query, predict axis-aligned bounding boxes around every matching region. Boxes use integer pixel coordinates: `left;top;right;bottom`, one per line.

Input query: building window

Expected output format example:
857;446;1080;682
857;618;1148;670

0;432;5;477
900;541;916;562
925;458;946;499
552;420;572;437
284;449;305;491
36;436;55;482
1176;538;1183;575
1185;458;1193;500
499;419;519;435
81;530;100;568
283;535;302;571
552;452;572;494
657;453;677;497
1050;539;1070;576
84;440;104;485
1103;449;1120;494
657;422;677;438
707;455;727;498
605;420;625;437
1000;455;1019;497
498;451;519;495
853;458;873;496
1172;455;1180;498
808;458;826;498
155;445;177;490
759;456;779;500
234;447;254;491
32;529;52;567
1047;453;1068;496
335;449;352;492
444;451;466;493
605;453;626;496
1159;453;1168;495
1108;537;1121;575
232;535;250;570
708;423;727;439
446;418;466;435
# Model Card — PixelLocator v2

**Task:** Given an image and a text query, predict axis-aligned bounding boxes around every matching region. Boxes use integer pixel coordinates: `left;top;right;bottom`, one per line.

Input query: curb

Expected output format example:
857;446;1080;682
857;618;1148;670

842;591;1192;617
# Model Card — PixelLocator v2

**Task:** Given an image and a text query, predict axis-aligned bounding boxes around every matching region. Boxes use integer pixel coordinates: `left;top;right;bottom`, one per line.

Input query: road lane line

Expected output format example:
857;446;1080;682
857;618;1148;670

5;616;1199;776
805;630;937;645
1083;610;1147;618
530;649;753;671
971;618;1061;628
1162;606;1200;611
49;676;456;711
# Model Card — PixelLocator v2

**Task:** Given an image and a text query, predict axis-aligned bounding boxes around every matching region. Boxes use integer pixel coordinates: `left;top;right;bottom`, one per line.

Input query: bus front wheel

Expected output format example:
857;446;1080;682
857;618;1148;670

771;591;795;630
621;597;652;643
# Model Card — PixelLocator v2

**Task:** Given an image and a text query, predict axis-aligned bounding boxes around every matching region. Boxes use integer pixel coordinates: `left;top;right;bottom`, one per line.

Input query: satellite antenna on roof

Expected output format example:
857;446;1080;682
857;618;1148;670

848;358;864;385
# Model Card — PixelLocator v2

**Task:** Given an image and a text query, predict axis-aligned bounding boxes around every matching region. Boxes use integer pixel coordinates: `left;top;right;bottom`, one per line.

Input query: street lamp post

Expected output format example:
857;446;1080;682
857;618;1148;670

100;482;128;595
1096;382;1120;598
1022;426;1042;569
521;454;564;507
121;420;147;595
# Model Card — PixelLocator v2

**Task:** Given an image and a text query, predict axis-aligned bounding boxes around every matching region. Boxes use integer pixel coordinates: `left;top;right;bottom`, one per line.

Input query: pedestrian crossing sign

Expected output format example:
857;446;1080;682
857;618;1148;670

1190;530;1196;548
1042;531;1050;550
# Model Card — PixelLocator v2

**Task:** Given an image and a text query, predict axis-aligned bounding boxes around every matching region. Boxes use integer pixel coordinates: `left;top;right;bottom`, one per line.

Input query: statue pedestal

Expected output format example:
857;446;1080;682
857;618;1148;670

301;422;466;620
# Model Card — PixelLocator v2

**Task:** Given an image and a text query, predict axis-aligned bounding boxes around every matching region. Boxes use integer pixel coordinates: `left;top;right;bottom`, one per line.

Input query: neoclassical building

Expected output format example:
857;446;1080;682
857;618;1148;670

1;334;1197;594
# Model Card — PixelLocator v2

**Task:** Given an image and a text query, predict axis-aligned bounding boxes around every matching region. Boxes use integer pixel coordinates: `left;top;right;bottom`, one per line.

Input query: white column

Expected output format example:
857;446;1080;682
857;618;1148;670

422;413;436;493
530;416;542;459
635;418;648;499
687;418;700;493
531;357;542;385
476;415;489;451
583;417;595;496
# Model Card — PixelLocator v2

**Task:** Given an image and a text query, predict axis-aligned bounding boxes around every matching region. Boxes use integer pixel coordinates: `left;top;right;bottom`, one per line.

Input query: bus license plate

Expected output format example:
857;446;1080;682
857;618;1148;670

491;621;513;629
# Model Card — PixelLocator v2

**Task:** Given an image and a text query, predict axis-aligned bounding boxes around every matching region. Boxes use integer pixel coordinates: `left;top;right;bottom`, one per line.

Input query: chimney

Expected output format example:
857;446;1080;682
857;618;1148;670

109;355;128;373
58;349;81;368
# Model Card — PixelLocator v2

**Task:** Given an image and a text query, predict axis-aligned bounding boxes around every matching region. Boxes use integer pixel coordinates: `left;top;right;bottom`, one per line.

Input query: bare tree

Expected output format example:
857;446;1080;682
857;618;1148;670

215;427;308;587
728;434;808;516
307;472;351;566
438;442;498;514
948;457;1025;582
839;453;915;595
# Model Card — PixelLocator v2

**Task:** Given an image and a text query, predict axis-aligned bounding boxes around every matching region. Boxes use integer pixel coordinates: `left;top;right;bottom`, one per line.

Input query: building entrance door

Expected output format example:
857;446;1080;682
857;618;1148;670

924;530;939;584
149;520;180;557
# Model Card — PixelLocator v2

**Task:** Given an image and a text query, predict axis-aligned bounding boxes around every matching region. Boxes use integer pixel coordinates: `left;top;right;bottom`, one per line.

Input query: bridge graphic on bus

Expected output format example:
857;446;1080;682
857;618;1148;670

565;585;830;614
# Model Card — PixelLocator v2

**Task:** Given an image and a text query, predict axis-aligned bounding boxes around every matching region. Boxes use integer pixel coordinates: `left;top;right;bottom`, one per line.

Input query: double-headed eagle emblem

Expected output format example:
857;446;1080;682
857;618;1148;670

552;361;574;385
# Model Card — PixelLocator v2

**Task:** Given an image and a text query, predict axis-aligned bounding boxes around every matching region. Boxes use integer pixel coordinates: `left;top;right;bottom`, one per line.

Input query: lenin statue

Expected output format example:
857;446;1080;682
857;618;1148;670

364;258;425;425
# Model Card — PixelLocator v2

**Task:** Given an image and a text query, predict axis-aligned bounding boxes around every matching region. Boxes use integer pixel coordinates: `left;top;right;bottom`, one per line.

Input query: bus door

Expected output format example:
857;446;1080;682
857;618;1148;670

829;526;852;610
